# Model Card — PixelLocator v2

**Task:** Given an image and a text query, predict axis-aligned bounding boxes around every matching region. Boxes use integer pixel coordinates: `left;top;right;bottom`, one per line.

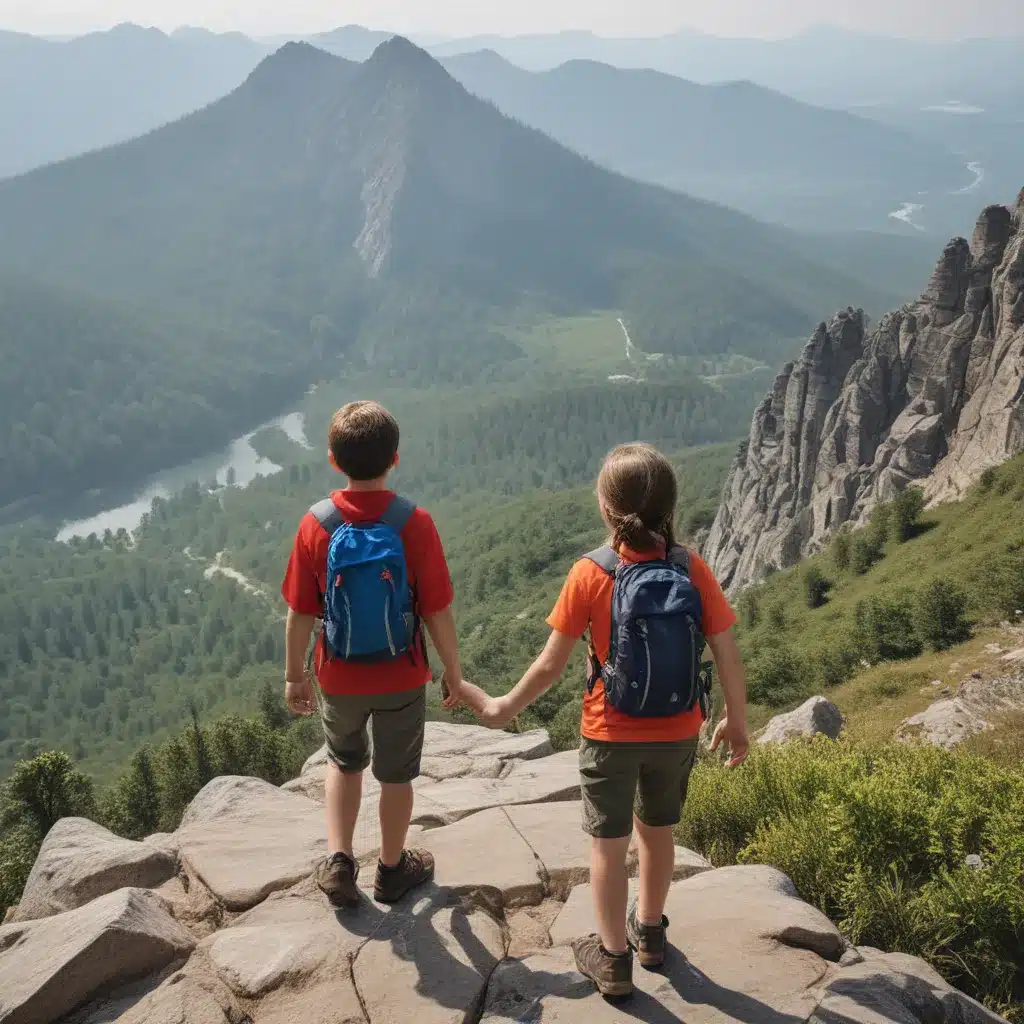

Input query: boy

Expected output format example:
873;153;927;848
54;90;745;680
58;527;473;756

281;400;464;907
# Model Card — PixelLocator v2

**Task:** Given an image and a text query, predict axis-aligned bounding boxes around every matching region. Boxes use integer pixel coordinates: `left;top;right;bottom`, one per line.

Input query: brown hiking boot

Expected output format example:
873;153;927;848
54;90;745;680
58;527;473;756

374;848;435;904
627;900;668;969
571;934;634;998
316;852;360;908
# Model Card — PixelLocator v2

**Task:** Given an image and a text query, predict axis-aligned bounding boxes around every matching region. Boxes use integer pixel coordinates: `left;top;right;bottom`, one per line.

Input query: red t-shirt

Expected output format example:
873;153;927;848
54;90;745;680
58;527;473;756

281;490;453;696
547;543;737;743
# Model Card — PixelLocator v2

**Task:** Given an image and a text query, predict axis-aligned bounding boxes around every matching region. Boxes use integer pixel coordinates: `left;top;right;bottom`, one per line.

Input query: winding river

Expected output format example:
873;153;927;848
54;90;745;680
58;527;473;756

56;411;310;542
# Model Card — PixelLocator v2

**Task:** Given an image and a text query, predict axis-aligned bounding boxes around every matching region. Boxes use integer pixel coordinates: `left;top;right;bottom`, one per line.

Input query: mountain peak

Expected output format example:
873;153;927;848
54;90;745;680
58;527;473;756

367;34;438;69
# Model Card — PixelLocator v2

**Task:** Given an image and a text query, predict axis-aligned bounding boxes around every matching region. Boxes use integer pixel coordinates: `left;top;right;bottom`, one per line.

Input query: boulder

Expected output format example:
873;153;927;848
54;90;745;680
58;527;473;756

812;947;1008;1024
705;194;1024;592
353;886;506;1024
758;696;845;745
897;673;1024;748
413;750;580;824
415;807;545;908
550;865;844;962
10;817;178;923
176;777;327;911
0;888;195;1024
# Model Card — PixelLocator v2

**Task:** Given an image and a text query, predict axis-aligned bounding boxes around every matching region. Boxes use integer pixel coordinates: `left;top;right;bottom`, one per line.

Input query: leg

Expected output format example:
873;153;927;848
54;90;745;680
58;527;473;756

573;739;638;997
591;835;633;953
627;739;699;963
370;688;433;903
634;817;675;926
579;739;639;954
316;690;372;908
325;762;363;858
378;782;414;868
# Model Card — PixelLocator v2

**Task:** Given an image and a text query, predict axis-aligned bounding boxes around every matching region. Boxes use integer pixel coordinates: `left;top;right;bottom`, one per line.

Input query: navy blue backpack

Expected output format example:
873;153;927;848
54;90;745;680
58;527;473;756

585;545;709;718
311;495;420;663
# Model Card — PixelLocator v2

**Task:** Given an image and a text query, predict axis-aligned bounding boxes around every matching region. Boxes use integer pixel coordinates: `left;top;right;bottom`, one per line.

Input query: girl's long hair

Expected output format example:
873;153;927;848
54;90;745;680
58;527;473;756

597;442;678;553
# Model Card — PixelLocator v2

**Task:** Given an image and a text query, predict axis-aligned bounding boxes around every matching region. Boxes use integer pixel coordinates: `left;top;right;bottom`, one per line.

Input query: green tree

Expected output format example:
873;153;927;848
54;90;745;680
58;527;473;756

258;680;290;731
915;581;972;652
748;643;809;708
854;595;923;663
803;565;832;609
832;529;852;571
3;751;95;837
892;487;926;543
101;747;161;840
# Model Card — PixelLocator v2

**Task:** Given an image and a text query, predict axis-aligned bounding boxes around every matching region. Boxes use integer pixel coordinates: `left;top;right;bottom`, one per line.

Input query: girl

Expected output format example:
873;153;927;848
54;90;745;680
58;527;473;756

464;442;749;998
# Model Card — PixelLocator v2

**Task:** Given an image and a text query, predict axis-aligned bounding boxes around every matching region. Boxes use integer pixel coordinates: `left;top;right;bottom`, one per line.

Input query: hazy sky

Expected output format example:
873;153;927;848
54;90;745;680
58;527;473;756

2;0;1022;40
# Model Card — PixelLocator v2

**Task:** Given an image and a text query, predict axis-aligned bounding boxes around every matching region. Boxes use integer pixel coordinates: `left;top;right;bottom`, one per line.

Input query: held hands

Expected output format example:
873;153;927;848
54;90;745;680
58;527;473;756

453;679;516;730
285;676;316;717
710;715;750;767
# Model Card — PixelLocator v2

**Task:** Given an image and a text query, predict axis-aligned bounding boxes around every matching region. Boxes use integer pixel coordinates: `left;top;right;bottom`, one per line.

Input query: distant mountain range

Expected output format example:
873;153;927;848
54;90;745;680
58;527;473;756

440;51;972;232
0;39;907;506
3;22;1013;239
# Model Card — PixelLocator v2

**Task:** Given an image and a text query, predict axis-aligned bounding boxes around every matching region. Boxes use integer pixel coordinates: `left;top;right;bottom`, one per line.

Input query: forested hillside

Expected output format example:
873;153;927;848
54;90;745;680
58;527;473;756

0;38;904;510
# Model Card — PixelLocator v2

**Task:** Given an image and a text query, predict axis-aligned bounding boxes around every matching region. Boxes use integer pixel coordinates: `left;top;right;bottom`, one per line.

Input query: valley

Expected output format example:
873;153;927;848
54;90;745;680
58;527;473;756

0;19;1022;1024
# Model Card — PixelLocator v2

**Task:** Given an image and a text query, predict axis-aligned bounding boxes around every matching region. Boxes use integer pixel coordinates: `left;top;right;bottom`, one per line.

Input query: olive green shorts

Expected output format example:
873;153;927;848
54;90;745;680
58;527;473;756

317;686;426;784
579;736;699;839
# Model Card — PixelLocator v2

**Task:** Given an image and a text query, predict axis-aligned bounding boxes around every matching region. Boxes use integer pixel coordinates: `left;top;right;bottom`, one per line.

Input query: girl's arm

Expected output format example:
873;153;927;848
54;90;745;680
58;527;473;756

475;630;577;729
705;627;750;766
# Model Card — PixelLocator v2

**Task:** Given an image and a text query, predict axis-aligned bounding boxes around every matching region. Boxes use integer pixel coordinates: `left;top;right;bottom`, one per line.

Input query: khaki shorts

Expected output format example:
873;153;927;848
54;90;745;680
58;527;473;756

579;736;699;839
317;686;426;784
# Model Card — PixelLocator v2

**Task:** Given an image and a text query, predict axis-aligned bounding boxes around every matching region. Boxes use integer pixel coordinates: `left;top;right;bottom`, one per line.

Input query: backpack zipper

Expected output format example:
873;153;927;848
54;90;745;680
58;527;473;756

689;617;697;697
384;592;397;657
639;619;652;710
340;589;353;659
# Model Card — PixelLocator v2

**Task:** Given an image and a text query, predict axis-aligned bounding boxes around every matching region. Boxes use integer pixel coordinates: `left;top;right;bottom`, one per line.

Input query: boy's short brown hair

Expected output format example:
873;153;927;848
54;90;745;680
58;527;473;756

328;401;400;481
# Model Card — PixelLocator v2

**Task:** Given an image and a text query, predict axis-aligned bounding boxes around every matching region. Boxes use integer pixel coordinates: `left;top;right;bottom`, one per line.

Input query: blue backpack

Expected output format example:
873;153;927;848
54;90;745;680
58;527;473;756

585;545;708;718
311;496;420;663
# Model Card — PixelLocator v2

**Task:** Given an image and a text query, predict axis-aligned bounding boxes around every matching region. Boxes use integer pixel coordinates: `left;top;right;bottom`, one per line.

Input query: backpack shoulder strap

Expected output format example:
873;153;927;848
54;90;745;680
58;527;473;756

667;545;691;573
584;545;620;576
310;498;345;536
379;495;417;535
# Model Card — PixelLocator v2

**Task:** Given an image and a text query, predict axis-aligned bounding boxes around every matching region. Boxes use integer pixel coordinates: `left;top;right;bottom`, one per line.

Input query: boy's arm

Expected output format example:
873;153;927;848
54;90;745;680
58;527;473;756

284;609;317;716
422;606;462;706
483;630;576;727
706;627;749;766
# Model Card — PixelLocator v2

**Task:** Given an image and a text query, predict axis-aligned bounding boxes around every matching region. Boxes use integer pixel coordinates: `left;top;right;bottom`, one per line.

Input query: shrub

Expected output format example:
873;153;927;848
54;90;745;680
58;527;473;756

915;581;972;652
817;645;857;689
748;643;810;708
832;530;852;571
548;697;583;752
738;589;760;628
851;533;884;575
892;487;927;542
854;594;923;663
768;602;787;629
979;466;998;492
678;740;1024;1021
804;565;832;608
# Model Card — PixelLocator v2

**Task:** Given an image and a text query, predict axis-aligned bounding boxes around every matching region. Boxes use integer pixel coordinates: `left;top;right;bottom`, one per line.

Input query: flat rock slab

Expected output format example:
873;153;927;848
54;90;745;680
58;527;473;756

548;864;843;1015
177;776;326;911
202;881;375;998
354;886;506;1024
898;674;1024;748
414;750;581;824
417;807;544;907
504;801;591;899
12;817;179;923
0;888;195;1024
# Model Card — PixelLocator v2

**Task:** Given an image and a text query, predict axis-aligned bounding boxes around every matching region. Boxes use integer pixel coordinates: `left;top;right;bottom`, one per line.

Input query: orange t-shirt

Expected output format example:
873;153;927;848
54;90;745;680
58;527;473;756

547;544;736;743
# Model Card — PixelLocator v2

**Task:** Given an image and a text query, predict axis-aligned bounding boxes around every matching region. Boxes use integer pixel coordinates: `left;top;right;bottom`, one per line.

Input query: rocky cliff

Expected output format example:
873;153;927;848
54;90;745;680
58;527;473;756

705;189;1024;591
0;723;1006;1024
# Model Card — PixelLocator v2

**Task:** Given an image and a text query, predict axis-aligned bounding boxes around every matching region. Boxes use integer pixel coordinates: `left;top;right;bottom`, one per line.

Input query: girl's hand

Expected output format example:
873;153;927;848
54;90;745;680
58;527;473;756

710;716;750;767
478;696;516;730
